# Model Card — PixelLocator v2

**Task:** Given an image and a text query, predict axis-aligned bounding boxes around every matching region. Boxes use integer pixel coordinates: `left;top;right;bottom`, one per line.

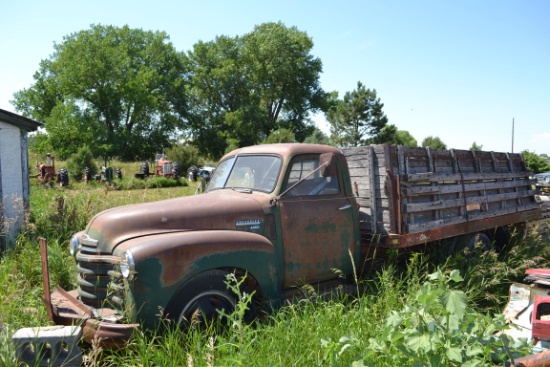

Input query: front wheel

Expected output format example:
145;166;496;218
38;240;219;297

165;270;255;329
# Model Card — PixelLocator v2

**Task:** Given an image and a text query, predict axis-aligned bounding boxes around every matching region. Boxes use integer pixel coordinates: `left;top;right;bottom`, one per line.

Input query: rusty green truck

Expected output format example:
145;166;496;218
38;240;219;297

42;143;541;347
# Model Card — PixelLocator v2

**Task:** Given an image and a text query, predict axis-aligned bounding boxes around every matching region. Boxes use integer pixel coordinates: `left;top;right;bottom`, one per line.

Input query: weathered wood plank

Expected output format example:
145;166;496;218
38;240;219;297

403;171;532;182
403;190;537;213
403;179;532;196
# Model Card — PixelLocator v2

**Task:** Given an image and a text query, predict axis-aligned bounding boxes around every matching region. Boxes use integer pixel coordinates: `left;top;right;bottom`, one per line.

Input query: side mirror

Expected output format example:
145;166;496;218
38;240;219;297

319;153;337;177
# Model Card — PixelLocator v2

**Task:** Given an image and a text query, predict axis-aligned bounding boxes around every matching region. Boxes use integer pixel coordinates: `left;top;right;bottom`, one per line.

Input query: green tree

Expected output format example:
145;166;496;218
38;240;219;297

395;130;418;147
470;142;483;151
367;126;418;147
327;81;389;147
367;124;398;144
421;136;447;150
262;128;296;144
13;24;189;160
522;150;550;173
165;143;203;169
66;145;97;181
303;127;331;145
186;22;324;158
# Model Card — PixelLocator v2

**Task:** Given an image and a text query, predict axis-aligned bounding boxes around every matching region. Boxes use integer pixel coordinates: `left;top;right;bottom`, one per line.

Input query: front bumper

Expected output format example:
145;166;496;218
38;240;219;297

45;286;139;349
41;238;138;349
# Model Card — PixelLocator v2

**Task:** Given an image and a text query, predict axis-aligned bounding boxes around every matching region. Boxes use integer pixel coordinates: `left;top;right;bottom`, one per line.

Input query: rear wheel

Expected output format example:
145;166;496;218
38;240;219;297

173;163;180;179
140;162;149;177
467;232;492;252
59;168;69;187
84;166;92;182
187;165;198;182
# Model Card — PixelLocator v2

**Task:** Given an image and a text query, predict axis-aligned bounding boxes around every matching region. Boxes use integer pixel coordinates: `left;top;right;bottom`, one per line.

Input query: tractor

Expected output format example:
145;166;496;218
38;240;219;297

32;153;69;186
135;154;180;179
154;153;181;179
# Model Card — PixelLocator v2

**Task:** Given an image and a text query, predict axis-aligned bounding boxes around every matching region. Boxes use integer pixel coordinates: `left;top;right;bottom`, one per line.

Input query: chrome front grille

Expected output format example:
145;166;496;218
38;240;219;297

76;237;125;310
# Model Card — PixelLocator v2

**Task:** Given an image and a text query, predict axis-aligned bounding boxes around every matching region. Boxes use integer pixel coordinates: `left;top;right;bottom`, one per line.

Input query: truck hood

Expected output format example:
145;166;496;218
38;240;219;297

83;190;269;253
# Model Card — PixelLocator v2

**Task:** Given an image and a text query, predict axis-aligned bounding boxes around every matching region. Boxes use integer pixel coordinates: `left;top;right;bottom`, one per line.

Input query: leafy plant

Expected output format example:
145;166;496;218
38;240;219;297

324;268;531;367
66;145;97;181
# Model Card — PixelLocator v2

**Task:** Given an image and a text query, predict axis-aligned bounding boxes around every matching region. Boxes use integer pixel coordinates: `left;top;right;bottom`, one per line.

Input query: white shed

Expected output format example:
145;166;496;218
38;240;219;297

0;108;42;250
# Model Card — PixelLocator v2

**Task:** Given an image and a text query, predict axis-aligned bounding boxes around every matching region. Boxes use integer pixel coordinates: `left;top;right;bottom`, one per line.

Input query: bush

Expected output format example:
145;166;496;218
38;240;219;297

66;145;97;181
165;143;203;169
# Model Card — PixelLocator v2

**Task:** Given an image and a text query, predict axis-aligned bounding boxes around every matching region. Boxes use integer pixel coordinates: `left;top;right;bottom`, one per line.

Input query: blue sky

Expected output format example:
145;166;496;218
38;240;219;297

1;0;548;154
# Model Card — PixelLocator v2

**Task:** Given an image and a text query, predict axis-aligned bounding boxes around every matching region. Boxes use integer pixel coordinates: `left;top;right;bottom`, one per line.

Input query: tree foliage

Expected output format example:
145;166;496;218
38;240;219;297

66;145;97;181
470;142;483;151
303;127;331;145
367;125;417;147
165;143;203;169
522;150;550;173
395;130;418;147
186;22;324;158
421;136;447;150
327;81;389;147
262;128;296;144
14;24;188;160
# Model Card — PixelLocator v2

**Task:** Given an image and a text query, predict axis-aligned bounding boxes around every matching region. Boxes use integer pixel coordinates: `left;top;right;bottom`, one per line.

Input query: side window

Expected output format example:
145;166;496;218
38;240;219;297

284;156;340;196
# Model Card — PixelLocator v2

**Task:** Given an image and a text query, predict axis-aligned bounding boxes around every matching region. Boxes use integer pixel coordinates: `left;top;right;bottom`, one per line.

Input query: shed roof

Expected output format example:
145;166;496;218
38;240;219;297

0;108;43;131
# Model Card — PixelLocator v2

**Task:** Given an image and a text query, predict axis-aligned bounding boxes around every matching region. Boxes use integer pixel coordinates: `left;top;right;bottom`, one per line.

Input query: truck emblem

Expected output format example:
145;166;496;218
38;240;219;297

236;219;262;230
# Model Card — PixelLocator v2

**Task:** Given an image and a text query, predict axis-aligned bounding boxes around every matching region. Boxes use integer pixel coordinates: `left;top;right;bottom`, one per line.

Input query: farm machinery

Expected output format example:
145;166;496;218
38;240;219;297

31;153;69;186
135;153;180;179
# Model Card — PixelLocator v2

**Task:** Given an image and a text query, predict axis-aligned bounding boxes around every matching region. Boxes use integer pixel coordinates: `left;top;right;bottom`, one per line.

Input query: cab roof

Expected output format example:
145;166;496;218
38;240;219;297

221;143;342;161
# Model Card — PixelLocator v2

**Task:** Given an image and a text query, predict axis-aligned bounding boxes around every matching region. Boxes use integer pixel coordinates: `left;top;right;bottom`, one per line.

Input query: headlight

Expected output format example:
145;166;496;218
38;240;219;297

120;250;135;280
69;235;80;256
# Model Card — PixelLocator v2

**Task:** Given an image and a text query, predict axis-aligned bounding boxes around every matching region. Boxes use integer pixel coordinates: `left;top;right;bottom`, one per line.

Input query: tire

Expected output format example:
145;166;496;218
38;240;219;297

187;165;198;182
467;232;492;252
140;162;149;177
59;168;69;187
172;163;180;179
84;166;92;182
165;270;256;329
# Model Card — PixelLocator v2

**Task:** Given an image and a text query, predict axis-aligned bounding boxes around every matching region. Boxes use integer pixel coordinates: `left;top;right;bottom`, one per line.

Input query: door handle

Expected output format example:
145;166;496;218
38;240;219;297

339;204;352;211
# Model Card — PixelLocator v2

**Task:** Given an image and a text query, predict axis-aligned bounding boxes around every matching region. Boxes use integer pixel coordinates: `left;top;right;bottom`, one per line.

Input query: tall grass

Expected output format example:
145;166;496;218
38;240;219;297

1;183;549;366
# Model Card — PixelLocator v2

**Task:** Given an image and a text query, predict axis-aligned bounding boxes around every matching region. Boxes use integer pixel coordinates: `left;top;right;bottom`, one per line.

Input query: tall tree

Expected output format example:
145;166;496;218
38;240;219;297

327;81;388;147
13;24;189;160
187;22;325;158
421;136;447;150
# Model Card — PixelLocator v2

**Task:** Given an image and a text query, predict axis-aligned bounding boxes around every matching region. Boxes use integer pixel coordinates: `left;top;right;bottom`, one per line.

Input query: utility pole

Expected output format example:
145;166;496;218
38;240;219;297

511;118;515;153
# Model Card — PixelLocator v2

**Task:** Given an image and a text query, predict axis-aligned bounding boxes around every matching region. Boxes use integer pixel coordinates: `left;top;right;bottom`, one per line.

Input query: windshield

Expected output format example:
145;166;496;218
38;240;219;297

206;155;282;193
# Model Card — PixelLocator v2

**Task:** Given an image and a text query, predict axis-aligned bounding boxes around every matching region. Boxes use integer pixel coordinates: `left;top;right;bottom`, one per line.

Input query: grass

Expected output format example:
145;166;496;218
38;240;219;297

1;182;549;366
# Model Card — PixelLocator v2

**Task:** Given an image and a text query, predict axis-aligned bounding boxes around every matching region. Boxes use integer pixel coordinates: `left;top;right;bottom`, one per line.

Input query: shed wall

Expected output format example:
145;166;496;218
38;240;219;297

0;121;25;247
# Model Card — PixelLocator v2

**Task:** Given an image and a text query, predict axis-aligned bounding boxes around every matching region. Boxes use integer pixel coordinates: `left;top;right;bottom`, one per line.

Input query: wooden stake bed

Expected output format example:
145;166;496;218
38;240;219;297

343;144;541;248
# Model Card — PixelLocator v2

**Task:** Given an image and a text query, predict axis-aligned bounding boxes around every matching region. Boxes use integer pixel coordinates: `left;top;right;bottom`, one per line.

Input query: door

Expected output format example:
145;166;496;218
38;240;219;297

279;154;355;288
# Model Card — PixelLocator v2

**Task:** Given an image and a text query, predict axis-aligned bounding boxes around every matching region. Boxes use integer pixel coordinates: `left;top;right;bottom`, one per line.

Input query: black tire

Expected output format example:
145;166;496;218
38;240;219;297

59;168;69;187
140;162;149;177
165;270;256;329
115;167;122;179
467;232;492;252
172;163;180;179
187;165;198;182
84;166;92;182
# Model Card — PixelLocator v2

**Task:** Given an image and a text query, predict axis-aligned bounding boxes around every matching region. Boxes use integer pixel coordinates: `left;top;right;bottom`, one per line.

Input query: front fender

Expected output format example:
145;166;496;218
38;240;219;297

115;230;279;325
